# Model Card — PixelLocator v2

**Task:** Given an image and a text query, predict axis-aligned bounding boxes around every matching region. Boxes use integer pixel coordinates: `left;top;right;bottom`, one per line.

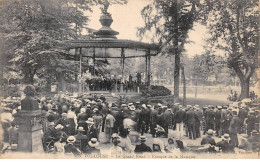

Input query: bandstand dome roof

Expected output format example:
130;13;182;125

62;3;160;58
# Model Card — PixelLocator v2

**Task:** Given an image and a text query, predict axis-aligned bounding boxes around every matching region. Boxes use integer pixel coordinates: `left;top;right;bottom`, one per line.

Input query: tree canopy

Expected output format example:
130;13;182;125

200;0;259;98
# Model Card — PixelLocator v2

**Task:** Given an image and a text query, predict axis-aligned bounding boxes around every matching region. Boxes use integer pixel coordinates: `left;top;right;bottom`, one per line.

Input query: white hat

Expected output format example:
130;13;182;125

77;127;85;132
222;134;230;141
67;136;76;143
55;124;64;130
128;103;133;106
80;108;86;113
49;122;55;126
158;103;162;107
217;106;222;109
142;104;147;109
93;108;99;112
111;133;120;138
88;138;99;147
162;106;168;109
207;129;214;135
129;105;135;111
86;118;94;124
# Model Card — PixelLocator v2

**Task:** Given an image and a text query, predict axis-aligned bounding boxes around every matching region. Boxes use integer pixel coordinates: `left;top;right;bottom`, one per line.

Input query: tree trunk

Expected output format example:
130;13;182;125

173;0;180;102
181;66;186;106
240;78;250;99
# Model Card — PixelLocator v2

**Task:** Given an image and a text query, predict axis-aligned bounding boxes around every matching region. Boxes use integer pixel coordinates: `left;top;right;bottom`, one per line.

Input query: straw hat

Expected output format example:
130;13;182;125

222;134;230;141
61;113;67;117
55;124;64;130
141;104;147;109
67;136;76;143
129;105;135;111
88;138;99;147
128;103;133;106
77;127;85;132
86;118;94;124
207;129;214;135
49;122;55;126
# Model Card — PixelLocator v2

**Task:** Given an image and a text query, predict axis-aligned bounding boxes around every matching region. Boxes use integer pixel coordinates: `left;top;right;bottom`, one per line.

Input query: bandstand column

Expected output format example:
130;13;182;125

93;48;96;76
147;49;151;86
79;47;83;94
145;51;148;84
120;48;125;92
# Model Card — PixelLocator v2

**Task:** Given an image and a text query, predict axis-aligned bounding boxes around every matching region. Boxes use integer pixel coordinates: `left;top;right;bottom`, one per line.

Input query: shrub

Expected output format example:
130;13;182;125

141;85;171;97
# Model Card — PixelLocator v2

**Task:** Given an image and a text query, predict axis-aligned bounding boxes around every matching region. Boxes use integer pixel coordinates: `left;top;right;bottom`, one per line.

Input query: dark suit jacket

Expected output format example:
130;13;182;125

134;143;152;153
87;125;97;141
215;110;222;123
201;136;216;145
229;116;241;134
77;113;89;124
174;109;185;123
205;109;215;124
185;110;197;125
64;144;81;156
163;110;174;125
238;109;248;120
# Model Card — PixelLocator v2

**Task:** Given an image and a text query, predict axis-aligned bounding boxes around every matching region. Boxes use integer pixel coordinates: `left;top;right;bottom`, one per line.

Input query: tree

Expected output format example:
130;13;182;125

190;53;225;84
137;0;200;101
201;0;259;99
0;0;92;84
0;0;127;87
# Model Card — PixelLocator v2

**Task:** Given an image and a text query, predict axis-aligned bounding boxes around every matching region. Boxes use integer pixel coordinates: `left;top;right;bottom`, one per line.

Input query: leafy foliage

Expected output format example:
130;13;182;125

0;0;127;87
141;85;171;97
200;0;259;98
137;0;201;99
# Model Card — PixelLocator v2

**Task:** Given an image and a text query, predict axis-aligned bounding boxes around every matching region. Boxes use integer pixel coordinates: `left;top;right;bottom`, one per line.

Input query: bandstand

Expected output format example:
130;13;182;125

61;3;160;94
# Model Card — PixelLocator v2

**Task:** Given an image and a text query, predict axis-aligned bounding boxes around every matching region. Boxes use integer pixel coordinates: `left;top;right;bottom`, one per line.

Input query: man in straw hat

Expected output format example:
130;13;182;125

245;111;257;137
85;138;100;154
163;106;174;138
110;133;123;155
134;136;152;153
104;110;116;143
86;118;98;141
216;134;234;153
201;129;216;146
74;127;88;152
174;106;186;139
139;104;149;135
150;104;159;137
229;111;241;147
64;136;81;156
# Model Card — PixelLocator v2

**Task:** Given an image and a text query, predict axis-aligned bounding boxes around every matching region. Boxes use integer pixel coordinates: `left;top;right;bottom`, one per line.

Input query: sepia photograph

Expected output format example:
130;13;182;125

0;0;259;159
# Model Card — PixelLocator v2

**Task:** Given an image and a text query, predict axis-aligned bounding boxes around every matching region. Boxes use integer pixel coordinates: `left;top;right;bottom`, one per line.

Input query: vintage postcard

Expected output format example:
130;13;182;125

0;0;259;159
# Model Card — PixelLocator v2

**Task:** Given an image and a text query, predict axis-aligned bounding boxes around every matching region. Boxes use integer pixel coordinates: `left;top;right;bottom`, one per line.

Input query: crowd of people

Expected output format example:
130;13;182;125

0;90;259;156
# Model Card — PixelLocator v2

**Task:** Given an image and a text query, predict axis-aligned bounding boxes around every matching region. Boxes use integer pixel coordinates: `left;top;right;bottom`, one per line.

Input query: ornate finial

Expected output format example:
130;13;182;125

94;0;119;38
101;0;110;15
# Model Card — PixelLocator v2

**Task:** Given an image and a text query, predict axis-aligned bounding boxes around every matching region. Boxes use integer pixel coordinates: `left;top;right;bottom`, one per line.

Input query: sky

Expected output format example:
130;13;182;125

83;0;208;58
